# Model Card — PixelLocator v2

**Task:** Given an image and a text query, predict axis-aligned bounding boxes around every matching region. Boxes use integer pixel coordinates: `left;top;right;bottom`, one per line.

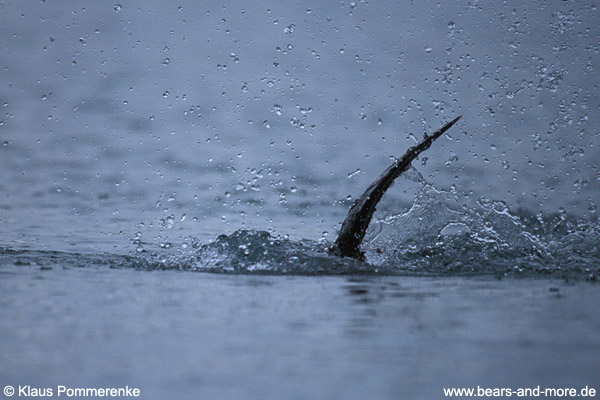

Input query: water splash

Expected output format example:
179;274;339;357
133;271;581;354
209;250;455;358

364;183;599;278
1;185;598;278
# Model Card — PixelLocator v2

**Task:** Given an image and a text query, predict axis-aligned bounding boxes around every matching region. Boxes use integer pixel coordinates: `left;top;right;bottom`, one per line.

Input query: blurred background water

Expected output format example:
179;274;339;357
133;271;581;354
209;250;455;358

1;1;599;399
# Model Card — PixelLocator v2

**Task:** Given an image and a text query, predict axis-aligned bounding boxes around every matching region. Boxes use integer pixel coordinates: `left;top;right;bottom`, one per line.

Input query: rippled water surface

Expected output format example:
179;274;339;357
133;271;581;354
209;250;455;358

1;267;598;400
1;0;599;398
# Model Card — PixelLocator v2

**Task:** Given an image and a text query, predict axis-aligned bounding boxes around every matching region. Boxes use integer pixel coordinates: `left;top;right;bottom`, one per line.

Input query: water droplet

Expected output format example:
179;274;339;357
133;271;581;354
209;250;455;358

114;4;122;11
347;169;361;178
445;155;459;166
284;24;295;34
492;200;509;214
159;214;175;229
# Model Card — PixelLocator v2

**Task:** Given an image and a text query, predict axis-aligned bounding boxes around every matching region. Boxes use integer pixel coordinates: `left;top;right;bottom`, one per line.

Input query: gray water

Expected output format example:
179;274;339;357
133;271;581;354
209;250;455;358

1;1;599;399
1;267;598;399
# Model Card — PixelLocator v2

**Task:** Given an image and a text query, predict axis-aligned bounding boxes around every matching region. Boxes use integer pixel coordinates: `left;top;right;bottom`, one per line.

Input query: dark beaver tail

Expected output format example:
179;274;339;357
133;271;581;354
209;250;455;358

331;116;462;259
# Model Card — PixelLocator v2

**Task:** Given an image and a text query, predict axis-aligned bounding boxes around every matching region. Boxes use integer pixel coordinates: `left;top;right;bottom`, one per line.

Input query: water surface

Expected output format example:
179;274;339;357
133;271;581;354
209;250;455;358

1;1;599;398
1;265;598;400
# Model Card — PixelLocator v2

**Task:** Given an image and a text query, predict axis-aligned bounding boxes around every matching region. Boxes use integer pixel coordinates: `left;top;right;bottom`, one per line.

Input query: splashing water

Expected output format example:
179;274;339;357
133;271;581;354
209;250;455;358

364;183;599;278
2;184;597;279
142;230;373;275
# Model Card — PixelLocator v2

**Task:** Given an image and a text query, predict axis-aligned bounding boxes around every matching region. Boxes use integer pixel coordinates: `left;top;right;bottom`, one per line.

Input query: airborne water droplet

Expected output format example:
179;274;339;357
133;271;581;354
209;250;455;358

445;155;459;166
284;24;295;34
347;169;361;178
